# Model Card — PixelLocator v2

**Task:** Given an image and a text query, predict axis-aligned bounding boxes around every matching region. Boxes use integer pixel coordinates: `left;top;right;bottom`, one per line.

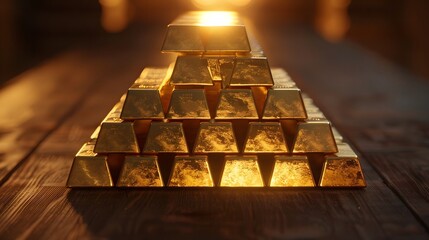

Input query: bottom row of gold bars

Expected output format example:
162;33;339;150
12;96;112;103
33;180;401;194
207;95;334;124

67;68;366;188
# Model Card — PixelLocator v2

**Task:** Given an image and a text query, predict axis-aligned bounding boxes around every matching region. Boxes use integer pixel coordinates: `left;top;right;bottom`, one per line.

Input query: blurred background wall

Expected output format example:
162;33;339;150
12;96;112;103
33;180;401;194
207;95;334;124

1;0;428;83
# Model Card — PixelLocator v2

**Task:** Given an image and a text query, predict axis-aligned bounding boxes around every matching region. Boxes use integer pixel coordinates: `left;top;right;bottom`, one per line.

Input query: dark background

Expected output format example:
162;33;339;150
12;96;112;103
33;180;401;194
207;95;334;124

1;0;428;84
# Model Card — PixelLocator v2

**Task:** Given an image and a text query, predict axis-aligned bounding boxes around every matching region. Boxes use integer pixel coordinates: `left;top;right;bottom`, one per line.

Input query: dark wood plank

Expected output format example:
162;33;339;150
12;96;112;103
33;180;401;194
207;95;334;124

259;25;429;228
0;26;427;239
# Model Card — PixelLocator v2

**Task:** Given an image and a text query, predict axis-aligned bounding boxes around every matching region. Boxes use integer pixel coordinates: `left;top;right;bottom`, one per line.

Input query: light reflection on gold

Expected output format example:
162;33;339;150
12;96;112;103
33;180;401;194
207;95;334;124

244;122;288;153
66;143;113;187
167;89;211;119
197;11;237;26
117;156;163;187
262;88;307;120
220;155;264;187
215;89;258;119
143;122;188;153
319;157;366;187
270;155;315;187
192;0;252;9
293;121;337;153
193;122;239;153
169;156;214;187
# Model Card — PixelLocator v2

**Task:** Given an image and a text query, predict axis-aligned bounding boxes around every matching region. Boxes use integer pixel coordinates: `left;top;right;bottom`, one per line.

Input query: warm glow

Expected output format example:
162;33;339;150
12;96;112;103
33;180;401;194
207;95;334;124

197;11;237;26
192;0;252;9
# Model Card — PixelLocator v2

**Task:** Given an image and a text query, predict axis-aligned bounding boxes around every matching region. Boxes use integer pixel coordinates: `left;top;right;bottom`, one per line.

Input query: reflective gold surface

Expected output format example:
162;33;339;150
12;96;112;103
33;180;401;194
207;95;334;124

270;155;315;187
94;102;139;153
117;156;163;187
215;89;258;119
293;121;338;153
167;89;211;119
66;143;113;187
244;122;288;153
143;122;188;153
193;122;239;153
162;11;250;53
262;88;307;119
120;84;165;120
207;58;222;81
168;155;214;187
220;155;264;187
334;143;358;158
170;56;213;86
229;57;273;86
319;157;366;187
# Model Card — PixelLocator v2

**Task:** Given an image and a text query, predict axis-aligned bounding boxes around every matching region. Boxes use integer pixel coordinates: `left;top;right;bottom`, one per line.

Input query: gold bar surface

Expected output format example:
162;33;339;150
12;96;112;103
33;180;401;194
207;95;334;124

120;83;165;120
117;156;163;187
271;68;296;88
293;120;338;153
168;155;214;187
143;122;188;153
229;57;274;87
193;122;239;153
215;89;258;119
220;155;264;187
66;143;113;187
243;122;288;153
167;89;211;119
262;88;307;119
170;56;213;86
270;155;315;187
319;157;366;187
162;11;250;53
94;102;140;153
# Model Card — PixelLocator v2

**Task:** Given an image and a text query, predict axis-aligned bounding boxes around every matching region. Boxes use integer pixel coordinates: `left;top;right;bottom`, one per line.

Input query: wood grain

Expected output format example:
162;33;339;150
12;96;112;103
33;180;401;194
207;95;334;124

259;25;429;229
0;26;428;239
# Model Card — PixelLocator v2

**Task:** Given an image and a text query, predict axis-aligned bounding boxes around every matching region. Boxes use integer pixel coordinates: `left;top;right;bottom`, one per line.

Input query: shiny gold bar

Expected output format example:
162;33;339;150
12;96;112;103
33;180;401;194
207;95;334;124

170;56;214;86
220;155;264;187
215;89;258;119
243;122;288;153
167;89;211;119
331;127;344;143
66;143;113;187
262;88;307;119
319;157;366;187
143;122;188;153
207;58;222;81
116;155;163;187
121;67;168;120
94;102;140;153
293;120;337;153
193;122;239;153
162;11;250;53
270;155;315;187
168;155;214;187
228;57;274;87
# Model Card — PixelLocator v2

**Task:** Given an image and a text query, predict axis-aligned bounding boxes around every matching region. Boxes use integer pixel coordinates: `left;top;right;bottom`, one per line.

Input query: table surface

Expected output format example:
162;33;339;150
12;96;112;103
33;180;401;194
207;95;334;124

1;23;429;239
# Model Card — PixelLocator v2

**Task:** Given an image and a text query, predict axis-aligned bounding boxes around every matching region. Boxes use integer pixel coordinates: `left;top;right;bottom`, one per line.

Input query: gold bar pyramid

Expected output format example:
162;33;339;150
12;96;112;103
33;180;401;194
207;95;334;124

67;11;366;188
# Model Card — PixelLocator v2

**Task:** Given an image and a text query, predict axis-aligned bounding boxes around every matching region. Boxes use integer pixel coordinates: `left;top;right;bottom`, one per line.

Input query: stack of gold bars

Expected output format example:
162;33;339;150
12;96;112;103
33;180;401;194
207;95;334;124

67;11;366;188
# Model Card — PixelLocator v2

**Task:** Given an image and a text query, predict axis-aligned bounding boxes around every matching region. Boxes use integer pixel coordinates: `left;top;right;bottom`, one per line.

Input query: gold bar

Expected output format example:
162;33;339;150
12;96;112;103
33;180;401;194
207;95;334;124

207;58;222;81
331;127;344;143
220;155;264;187
167;89;211;119
168;155;214;187
215;89;258;119
229;57;274;87
293;120;337;153
66;143;113;187
143;122;188;153
243;122;288;153
121;67;168;120
319;157;366;187
162;11;250;53
94;102;140;153
193;122;239;153
169;56;213;86
116;155;163;187
262;88;307;119
270;155;315;187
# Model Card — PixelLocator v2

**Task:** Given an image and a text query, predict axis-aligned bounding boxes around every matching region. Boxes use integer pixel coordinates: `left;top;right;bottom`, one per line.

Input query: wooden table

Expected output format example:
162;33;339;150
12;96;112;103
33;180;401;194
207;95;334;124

1;24;429;239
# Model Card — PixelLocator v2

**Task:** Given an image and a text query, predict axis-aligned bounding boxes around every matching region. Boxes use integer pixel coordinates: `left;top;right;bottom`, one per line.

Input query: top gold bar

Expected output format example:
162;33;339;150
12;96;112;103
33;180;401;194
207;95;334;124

162;11;251;54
